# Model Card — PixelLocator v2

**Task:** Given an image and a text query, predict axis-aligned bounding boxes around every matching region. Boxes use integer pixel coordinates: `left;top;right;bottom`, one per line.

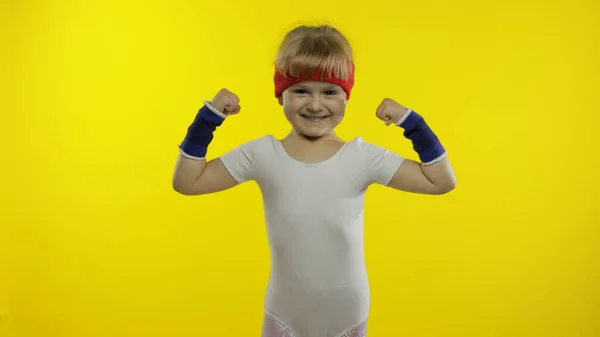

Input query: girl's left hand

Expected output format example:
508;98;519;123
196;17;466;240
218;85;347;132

375;98;409;126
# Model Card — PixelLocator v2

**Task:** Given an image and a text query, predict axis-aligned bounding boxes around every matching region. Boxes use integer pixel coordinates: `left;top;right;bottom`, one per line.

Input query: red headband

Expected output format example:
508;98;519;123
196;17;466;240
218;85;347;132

274;62;355;100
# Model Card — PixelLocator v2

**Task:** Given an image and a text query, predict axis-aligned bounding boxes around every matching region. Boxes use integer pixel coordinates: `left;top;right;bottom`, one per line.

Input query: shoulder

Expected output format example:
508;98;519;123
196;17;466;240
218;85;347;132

345;136;391;157
251;134;278;153
345;136;405;167
345;136;405;185
234;134;275;151
218;134;276;183
221;134;280;162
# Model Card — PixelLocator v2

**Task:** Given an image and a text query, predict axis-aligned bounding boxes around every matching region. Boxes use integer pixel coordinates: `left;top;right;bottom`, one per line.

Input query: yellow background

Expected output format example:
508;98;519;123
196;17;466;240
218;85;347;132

1;0;599;336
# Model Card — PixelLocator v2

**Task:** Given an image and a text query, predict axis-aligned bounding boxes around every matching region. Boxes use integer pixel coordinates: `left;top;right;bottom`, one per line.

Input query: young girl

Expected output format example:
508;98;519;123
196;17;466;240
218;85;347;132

173;24;456;337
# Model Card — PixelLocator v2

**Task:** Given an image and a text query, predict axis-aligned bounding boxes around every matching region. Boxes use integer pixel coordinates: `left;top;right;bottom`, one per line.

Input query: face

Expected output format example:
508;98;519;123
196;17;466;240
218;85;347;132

279;81;347;139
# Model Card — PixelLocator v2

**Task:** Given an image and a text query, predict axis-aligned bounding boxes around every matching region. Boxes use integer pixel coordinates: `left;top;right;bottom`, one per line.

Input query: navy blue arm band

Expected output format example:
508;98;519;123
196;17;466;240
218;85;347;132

396;109;447;165
179;103;225;159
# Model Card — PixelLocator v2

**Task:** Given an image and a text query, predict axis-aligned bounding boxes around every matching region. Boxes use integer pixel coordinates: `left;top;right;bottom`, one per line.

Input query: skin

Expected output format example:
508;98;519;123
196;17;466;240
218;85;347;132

172;84;456;196
277;81;349;164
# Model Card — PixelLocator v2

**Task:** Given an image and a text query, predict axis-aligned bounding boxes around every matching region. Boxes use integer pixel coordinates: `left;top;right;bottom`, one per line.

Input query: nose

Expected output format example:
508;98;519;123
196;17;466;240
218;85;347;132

307;95;323;112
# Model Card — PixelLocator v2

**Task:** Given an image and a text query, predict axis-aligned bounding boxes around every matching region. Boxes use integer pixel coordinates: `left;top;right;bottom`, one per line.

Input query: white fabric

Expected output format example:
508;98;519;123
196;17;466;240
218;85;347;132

394;108;412;126
219;135;404;337
204;100;227;119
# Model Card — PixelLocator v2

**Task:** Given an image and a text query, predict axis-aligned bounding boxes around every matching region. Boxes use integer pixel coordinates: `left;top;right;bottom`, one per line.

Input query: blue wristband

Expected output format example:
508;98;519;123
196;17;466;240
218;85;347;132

397;109;446;164
179;104;225;159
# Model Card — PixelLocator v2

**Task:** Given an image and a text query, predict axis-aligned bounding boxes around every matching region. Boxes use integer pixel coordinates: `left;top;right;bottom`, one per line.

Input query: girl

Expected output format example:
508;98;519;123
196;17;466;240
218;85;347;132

173;24;456;337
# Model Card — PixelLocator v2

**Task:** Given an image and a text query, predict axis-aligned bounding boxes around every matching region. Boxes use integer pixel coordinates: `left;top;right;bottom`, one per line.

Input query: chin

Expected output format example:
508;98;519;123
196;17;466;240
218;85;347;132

298;128;330;139
286;112;342;138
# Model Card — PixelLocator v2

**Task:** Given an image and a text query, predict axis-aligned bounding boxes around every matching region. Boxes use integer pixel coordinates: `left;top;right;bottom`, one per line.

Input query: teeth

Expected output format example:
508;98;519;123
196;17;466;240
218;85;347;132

302;115;326;121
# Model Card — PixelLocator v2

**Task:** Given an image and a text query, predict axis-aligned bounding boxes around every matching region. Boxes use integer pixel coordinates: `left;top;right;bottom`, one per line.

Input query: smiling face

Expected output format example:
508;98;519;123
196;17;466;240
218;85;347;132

279;81;347;139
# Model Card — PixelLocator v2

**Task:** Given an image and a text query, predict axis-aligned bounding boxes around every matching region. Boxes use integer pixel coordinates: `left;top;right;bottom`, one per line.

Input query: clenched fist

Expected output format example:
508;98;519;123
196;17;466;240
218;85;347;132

375;98;409;126
210;88;241;116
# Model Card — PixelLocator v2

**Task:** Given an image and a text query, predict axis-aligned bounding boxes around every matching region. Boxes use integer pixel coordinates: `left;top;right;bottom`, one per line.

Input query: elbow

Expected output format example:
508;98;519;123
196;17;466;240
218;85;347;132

172;182;189;195
438;184;455;194
172;179;207;196
172;179;195;196
436;178;456;195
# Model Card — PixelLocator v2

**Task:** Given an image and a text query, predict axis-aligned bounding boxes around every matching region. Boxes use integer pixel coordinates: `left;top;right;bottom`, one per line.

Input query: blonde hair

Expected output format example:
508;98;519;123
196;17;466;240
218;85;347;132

275;24;353;81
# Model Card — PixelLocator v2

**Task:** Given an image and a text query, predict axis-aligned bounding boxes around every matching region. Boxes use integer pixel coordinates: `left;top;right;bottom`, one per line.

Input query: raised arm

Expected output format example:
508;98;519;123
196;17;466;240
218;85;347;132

172;156;238;196
172;89;242;196
387;156;455;195
375;98;456;195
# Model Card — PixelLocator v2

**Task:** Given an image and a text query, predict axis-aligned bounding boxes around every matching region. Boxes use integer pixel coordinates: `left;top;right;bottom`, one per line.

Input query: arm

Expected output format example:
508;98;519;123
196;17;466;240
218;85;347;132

172;89;242;196
172;156;238;196
388;156;456;195
375;98;456;195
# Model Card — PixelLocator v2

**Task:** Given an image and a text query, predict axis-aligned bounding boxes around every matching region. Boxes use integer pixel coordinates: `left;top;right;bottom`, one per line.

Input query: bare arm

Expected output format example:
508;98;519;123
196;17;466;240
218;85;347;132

375;98;456;195
388;156;456;195
172;88;242;196
172;156;238;196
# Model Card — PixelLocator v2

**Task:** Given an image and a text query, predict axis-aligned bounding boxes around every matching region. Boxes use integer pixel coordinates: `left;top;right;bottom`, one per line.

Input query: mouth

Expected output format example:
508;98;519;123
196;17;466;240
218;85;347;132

300;114;329;122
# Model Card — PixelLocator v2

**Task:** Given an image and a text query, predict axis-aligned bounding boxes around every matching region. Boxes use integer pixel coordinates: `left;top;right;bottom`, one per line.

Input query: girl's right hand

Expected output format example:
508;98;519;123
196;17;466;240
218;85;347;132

210;88;241;116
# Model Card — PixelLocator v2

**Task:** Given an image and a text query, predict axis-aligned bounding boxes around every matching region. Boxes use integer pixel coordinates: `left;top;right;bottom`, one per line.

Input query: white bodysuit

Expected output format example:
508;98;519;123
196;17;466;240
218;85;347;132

219;135;405;337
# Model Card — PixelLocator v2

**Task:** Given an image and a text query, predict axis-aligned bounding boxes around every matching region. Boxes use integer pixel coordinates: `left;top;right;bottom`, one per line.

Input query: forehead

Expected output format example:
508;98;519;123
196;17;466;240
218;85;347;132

290;81;341;90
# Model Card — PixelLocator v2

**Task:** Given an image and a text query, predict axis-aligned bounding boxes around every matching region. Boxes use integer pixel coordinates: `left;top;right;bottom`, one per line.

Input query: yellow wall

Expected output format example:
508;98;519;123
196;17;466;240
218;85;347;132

2;0;599;336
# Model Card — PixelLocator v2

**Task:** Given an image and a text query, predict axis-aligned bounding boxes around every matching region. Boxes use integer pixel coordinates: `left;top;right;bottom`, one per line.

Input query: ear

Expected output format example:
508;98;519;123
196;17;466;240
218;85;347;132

277;96;283;106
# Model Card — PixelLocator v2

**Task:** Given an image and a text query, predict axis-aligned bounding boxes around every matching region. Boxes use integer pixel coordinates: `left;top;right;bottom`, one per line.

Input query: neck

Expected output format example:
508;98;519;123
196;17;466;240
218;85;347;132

285;128;342;143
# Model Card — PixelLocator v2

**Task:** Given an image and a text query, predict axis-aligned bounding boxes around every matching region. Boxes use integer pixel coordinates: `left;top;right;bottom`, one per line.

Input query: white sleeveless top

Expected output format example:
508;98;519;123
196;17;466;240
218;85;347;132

219;135;404;337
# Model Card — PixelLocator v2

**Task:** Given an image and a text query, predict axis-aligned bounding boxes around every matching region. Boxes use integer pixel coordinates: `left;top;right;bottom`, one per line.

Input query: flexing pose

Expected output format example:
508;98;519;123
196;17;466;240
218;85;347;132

173;24;456;337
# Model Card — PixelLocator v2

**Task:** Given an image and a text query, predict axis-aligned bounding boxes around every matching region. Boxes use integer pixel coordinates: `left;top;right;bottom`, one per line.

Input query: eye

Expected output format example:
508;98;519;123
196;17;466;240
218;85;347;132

324;90;338;95
293;89;308;94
